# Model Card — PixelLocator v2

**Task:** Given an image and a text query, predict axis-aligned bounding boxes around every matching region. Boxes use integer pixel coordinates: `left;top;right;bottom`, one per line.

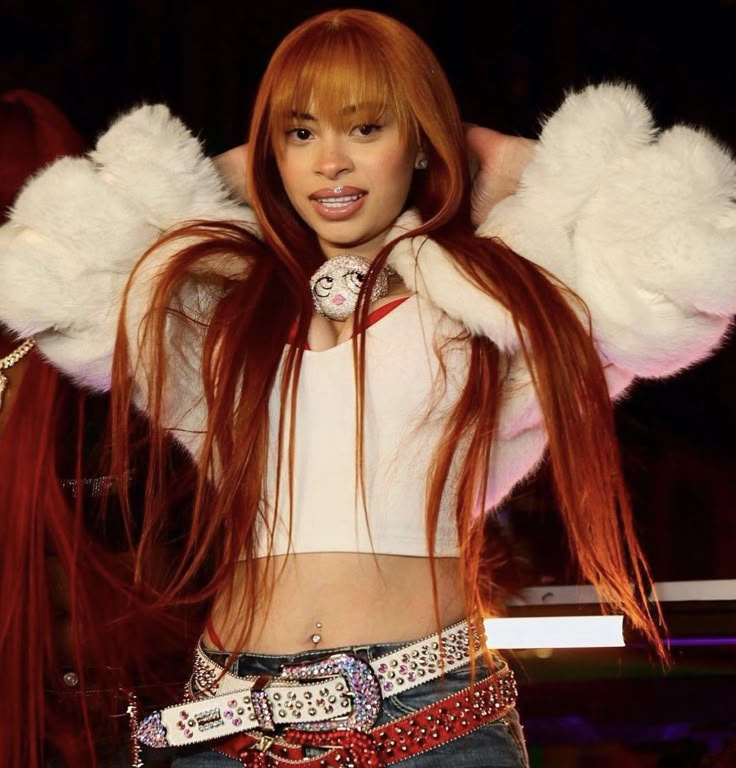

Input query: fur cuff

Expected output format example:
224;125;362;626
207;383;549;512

91;104;251;229
0;104;253;389
480;83;736;378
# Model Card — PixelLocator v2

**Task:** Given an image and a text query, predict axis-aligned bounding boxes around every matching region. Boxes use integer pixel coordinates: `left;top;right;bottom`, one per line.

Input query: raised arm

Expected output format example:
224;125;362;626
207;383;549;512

0;104;254;391
0;105;259;459
472;84;736;509
465;125;536;227
480;83;736;380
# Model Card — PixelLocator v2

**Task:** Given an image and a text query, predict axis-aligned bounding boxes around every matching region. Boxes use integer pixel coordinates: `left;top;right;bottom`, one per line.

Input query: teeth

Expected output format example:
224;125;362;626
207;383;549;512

318;194;361;207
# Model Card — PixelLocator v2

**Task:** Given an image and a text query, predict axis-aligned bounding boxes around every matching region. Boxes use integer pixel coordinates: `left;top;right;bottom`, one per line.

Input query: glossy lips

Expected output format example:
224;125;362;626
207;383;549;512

309;186;366;220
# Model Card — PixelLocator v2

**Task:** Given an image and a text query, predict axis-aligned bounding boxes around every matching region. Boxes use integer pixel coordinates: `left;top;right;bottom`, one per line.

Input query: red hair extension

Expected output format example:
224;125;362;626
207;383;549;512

0;352;203;767
0;356;118;766
0;89;201;767
0;89;86;217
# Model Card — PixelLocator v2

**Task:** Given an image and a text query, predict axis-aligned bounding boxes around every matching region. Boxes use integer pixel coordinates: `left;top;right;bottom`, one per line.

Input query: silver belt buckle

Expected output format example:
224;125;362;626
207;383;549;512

279;653;382;733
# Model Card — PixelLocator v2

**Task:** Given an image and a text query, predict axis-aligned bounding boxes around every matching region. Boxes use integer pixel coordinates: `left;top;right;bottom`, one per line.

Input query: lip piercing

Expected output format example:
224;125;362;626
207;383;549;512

333;186;344;194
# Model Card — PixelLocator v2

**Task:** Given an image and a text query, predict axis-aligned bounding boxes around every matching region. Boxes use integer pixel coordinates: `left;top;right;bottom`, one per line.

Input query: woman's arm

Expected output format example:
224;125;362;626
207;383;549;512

478;83;736;380
465;125;536;227
468;83;736;509
212;144;250;204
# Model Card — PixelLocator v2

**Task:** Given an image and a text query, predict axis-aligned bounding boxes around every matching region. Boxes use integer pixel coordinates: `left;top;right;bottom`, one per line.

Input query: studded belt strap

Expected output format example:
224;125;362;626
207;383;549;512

136;619;486;749
215;666;518;767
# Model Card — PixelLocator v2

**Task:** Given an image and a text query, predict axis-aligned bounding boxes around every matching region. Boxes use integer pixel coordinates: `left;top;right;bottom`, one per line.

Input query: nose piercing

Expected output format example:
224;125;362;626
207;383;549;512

333;186;344;194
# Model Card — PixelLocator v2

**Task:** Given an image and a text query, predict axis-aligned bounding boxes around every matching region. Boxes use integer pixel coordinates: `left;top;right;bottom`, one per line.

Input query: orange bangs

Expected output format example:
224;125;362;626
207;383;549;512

263;11;422;151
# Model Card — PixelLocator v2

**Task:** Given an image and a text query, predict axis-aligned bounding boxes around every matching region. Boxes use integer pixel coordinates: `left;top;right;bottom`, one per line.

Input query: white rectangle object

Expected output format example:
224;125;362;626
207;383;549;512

484;615;625;649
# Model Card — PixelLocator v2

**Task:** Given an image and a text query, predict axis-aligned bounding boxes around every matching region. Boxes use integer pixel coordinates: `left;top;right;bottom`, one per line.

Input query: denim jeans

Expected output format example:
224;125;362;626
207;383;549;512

169;638;528;768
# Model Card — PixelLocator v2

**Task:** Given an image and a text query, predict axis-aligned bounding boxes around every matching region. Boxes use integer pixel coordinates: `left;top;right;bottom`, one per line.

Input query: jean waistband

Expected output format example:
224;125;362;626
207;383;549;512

204;637;419;677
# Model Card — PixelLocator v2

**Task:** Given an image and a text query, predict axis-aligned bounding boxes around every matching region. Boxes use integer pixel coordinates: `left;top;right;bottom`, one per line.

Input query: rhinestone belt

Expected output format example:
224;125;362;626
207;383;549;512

214;667;518;767
136;619;486;749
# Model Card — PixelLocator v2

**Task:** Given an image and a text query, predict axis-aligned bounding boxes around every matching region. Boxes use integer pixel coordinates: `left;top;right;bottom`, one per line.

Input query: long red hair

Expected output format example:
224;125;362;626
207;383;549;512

0;354;201;767
112;9;664;663
0;90;99;768
0;90;200;768
0;359;131;766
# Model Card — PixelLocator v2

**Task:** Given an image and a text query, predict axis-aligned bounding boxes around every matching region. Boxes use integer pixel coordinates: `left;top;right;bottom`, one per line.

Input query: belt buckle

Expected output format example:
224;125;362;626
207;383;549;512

279;653;382;733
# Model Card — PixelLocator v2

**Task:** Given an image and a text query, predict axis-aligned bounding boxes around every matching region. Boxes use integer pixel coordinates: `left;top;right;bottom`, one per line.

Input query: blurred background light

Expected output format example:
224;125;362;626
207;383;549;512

484;615;625;649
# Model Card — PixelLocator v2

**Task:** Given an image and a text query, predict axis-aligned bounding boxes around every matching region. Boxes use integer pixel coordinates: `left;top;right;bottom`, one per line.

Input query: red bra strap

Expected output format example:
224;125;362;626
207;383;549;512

362;296;409;328
287;296;410;349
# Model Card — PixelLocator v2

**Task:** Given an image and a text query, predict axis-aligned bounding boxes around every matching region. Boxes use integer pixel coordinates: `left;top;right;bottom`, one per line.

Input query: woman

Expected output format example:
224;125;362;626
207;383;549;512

1;9;734;767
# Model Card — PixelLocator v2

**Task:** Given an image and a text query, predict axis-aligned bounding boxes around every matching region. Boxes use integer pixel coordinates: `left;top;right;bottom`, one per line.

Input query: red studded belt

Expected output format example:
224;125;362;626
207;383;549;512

213;667;517;767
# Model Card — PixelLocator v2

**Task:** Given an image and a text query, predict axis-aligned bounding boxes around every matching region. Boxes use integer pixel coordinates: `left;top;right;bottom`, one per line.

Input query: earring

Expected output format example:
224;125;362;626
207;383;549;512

415;153;428;170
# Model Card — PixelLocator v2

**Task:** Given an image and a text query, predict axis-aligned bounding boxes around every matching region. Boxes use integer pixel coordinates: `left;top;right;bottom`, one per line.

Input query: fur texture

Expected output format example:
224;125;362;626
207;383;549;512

0;86;733;504
479;83;736;378
0;105;255;393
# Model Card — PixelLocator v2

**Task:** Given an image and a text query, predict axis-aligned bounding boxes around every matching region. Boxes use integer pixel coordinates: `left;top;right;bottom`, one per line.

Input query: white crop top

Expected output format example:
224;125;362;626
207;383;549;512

256;294;468;558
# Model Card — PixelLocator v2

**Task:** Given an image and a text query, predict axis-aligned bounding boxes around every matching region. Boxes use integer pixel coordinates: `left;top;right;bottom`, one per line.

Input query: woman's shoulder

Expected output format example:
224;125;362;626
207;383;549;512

386;212;520;353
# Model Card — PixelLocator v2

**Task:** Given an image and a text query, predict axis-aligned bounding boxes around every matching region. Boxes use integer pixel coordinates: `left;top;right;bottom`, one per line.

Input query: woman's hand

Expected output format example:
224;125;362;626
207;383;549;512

212;144;250;204
465;125;536;227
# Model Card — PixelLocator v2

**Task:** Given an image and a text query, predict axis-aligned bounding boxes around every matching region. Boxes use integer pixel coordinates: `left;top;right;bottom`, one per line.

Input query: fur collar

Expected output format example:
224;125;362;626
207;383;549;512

386;210;520;352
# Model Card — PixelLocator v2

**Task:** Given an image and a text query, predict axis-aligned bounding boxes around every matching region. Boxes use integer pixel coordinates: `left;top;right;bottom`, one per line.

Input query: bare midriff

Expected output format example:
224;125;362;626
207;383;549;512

205;553;466;654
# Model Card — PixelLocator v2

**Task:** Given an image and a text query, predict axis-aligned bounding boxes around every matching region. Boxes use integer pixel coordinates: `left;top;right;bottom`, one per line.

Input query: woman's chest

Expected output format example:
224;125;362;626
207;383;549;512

278;295;469;432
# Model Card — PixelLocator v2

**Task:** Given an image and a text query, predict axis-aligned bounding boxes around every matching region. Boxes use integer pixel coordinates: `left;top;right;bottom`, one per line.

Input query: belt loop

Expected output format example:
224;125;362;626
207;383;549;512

352;644;371;661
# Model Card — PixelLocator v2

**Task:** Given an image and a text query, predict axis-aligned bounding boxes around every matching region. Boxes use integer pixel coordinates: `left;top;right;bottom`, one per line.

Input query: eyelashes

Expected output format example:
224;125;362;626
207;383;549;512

351;124;382;137
285;123;384;142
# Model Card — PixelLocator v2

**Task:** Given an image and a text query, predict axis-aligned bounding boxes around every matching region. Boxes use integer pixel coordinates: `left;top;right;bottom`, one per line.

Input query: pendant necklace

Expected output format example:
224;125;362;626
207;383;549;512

309;255;394;322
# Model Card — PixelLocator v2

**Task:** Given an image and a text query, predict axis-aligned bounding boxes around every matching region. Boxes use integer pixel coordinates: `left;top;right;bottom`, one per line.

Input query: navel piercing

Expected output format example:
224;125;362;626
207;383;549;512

311;622;323;645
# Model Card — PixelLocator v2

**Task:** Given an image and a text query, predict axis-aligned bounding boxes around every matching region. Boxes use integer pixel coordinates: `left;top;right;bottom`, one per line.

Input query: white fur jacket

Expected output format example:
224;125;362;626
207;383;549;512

1;83;734;510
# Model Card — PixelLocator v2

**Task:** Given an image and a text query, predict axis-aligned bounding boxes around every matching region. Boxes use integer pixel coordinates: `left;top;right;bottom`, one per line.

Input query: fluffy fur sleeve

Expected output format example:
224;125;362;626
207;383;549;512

0;105;255;423
479;83;736;380
474;84;736;509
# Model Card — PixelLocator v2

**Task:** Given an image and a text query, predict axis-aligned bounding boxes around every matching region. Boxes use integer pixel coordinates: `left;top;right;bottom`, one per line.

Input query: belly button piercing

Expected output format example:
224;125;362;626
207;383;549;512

311;621;323;645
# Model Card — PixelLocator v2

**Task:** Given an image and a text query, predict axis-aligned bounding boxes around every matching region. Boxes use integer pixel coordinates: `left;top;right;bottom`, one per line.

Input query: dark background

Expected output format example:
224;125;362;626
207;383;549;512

2;1;735;764
3;0;736;157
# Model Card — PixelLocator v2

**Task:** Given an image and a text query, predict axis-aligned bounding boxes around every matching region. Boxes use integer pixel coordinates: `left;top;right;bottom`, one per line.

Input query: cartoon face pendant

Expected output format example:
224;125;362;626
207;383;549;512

309;254;390;322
